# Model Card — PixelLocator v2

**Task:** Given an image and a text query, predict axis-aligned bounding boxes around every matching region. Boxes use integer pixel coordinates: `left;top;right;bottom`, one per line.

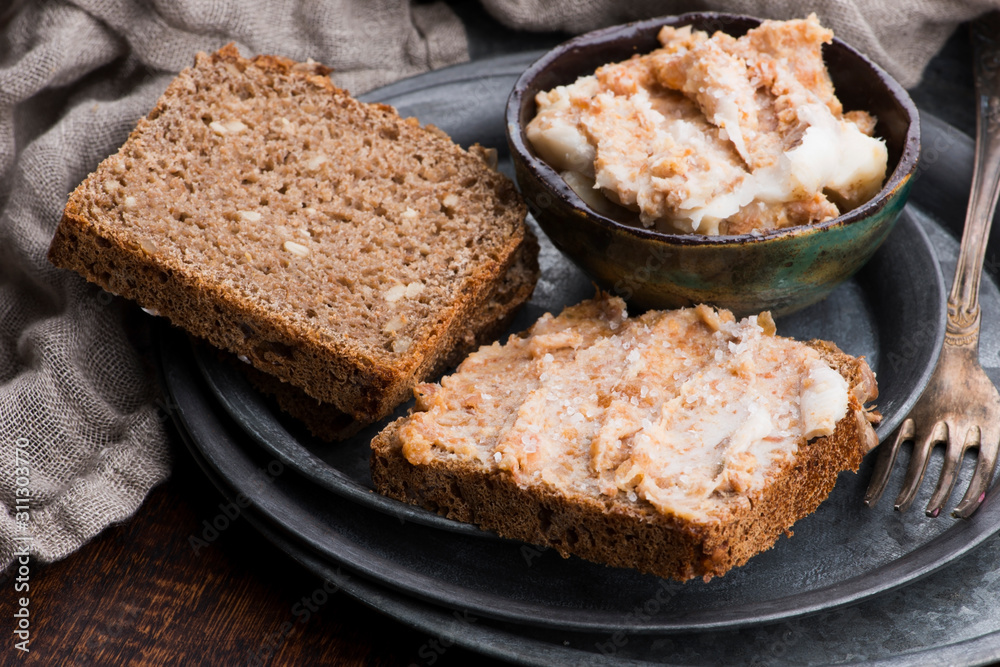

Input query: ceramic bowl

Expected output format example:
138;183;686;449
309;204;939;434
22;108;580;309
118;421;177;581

506;12;920;316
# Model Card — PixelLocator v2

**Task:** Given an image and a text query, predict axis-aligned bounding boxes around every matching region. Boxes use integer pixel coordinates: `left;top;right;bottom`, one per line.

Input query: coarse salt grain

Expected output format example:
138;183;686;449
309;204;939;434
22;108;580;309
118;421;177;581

238;210;262;222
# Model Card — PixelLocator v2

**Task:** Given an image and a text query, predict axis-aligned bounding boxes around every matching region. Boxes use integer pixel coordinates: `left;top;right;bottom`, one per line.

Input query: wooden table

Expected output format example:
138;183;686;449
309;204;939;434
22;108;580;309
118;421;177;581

0;421;506;666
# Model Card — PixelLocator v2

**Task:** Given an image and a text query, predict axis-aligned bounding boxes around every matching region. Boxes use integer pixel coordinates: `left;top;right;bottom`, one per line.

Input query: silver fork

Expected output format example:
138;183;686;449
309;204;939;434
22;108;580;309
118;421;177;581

864;12;1000;519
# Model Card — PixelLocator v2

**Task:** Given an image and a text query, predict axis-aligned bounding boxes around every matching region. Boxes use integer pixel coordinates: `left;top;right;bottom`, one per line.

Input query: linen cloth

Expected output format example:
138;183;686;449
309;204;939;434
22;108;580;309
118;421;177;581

0;0;995;570
481;0;1000;89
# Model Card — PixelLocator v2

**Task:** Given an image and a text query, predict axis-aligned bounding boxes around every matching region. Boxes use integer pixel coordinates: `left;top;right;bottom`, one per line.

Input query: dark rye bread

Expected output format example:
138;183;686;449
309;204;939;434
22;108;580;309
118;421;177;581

243;236;539;441
48;44;533;423
370;306;880;582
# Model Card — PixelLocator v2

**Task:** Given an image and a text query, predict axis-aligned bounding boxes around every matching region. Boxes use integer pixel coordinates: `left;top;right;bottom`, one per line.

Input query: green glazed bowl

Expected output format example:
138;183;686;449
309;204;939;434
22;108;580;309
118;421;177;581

506;13;920;317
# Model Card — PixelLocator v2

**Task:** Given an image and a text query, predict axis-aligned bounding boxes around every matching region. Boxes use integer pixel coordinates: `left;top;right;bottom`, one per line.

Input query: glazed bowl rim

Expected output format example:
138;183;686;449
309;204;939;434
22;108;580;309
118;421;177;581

505;11;921;247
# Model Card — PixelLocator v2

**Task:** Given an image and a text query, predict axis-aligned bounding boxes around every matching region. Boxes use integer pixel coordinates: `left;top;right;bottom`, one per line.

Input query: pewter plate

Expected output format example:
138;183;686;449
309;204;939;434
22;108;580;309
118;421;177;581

191;51;945;536
155;54;1000;636
217;476;1000;666
170;339;1000;665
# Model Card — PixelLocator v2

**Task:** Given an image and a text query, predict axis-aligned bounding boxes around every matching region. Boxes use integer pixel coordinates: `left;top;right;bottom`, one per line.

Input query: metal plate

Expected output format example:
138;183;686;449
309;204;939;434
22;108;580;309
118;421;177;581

171;338;1000;665
155;54;1000;638
190;51;946;536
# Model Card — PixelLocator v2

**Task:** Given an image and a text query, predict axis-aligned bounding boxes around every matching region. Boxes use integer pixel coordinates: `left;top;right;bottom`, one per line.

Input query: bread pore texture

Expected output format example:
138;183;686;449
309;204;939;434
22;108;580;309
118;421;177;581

48;45;534;423
371;295;880;581
242;237;539;442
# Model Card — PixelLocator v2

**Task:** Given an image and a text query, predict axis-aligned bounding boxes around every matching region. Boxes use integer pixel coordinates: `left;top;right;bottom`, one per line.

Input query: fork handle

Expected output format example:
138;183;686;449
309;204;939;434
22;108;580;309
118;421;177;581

947;13;1000;346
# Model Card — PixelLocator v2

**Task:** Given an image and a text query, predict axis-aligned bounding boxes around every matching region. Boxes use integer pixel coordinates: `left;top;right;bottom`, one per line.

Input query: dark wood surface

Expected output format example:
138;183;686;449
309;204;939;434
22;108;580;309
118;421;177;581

0;7;976;667
0;421;506;666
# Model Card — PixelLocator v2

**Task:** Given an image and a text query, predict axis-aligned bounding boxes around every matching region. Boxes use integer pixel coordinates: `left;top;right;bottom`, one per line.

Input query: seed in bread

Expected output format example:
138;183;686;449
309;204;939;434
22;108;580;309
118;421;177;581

47;44;534;424
371;294;880;581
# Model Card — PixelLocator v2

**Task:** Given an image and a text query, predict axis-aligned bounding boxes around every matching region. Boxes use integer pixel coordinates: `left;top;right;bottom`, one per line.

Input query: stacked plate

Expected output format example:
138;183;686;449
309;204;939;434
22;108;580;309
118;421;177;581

158;53;1000;666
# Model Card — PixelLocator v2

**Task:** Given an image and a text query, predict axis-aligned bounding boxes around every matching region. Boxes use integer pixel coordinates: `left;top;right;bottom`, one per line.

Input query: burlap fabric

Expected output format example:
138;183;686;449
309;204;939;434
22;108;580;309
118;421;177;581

0;0;995;570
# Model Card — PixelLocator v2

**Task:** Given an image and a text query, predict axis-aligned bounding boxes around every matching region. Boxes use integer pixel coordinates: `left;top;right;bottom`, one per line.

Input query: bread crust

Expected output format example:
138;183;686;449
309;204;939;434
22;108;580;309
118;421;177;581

370;341;879;582
48;45;533;423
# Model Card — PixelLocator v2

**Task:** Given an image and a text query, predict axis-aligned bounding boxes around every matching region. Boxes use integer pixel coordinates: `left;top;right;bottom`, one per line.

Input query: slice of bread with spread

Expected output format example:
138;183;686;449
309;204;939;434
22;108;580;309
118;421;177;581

371;295;880;582
48;45;535;424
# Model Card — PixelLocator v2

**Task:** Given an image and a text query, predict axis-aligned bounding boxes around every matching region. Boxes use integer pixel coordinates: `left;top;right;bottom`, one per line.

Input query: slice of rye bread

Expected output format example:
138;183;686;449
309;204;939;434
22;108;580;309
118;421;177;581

48;44;533;423
370;303;880;582
241;236;539;441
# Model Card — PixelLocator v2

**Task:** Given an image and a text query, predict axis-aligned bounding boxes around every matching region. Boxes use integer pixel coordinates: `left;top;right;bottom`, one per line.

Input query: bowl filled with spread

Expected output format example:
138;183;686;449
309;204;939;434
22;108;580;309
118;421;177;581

506;13;920;316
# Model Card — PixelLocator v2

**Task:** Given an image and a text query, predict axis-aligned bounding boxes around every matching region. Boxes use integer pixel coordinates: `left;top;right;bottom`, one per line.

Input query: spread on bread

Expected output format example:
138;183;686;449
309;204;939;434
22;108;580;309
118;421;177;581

373;294;880;581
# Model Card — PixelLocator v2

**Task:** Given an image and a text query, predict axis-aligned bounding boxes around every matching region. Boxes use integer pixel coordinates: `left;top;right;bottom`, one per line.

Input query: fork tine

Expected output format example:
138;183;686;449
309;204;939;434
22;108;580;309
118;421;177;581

953;432;999;519
895;421;948;512
925;425;976;517
864;419;914;507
